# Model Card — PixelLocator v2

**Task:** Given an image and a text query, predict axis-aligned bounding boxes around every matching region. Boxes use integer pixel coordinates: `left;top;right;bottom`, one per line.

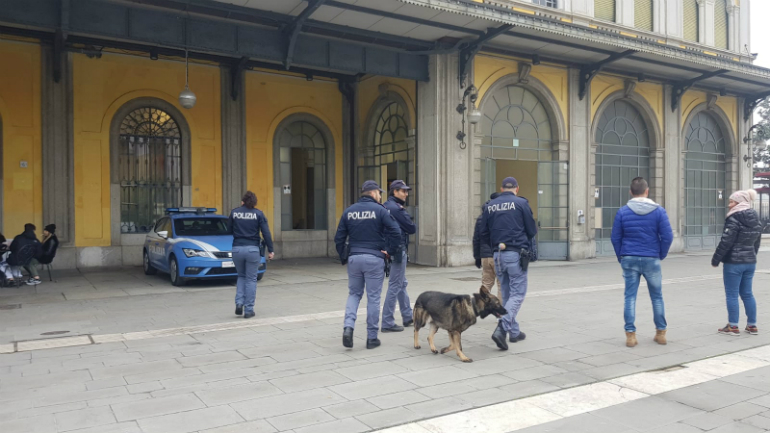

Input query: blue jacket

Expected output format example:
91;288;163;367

383;196;416;249
334;196;401;259
480;192;538;252
229;206;274;252
610;199;673;261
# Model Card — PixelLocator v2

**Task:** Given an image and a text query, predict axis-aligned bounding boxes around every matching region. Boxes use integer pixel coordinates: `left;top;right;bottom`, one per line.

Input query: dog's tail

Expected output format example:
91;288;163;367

413;304;426;331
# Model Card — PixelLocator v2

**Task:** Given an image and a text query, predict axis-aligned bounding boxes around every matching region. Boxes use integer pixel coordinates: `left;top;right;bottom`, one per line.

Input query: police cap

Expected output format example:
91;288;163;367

361;180;383;193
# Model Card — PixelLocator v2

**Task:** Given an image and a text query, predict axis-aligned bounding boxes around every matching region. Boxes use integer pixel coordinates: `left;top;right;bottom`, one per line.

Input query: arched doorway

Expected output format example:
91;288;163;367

478;83;568;260
360;97;415;205
272;113;336;258
594;99;652;256
684;111;727;251
116;106;183;234
276;120;328;231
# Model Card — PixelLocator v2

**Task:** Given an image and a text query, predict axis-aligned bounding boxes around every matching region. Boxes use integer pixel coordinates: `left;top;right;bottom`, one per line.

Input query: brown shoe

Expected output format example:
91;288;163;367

654;329;667;345
626;332;638;348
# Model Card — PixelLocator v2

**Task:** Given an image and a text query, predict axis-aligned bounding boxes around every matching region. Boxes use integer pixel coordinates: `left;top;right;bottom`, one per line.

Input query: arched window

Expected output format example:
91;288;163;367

360;101;414;203
715;0;728;49
684;111;727;251
118;107;182;233
595;0;616;22
634;0;653;31
684;0;699;42
277;120;328;230
594;100;651;256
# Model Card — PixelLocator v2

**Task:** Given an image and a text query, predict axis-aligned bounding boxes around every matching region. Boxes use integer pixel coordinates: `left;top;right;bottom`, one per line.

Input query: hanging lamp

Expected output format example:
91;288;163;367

178;49;197;109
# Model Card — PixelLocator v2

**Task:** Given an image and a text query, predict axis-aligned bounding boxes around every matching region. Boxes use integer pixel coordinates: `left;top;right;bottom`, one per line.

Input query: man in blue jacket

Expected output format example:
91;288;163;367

381;180;417;333
335;180;402;349
611;177;673;348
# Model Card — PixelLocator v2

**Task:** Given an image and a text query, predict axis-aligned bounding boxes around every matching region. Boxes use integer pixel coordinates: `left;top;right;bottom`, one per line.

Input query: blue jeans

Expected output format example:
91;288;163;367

233;245;260;313
344;254;385;340
382;251;413;329
621;256;666;333
723;263;757;327
494;251;527;339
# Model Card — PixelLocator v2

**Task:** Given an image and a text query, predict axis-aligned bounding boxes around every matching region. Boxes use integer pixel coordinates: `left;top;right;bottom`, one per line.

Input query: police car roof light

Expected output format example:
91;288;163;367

166;207;218;214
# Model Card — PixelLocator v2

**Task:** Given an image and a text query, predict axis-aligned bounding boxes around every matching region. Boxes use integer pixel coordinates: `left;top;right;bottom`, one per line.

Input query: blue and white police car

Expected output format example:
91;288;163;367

143;207;267;286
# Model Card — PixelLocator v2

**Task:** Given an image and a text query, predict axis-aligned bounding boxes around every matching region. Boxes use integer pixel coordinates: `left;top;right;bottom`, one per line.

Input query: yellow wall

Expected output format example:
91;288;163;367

244;72;344;232
73;53;221;247
359;76;417;132
590;75;664;130
0;40;41;237
681;90;738;144
475;55;569;138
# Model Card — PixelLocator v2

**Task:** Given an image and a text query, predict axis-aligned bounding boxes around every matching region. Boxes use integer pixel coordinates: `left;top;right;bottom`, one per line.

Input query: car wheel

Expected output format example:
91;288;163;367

169;256;186;286
257;272;264;281
143;250;157;275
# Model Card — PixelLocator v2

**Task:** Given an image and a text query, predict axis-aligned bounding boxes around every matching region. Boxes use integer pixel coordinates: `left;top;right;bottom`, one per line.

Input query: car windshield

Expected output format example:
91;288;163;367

174;218;229;236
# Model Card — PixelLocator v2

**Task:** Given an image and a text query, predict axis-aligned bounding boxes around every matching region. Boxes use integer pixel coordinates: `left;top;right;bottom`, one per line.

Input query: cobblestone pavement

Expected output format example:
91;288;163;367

1;251;769;433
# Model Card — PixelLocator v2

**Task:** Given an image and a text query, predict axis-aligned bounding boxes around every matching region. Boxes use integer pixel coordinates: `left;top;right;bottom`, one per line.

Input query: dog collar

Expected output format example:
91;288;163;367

471;298;479;316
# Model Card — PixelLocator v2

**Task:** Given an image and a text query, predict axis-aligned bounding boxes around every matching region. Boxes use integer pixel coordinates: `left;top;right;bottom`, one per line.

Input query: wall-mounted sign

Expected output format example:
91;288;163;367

283;185;291;195
512;138;519;147
595;188;600;199
19;160;28;168
718;190;723;200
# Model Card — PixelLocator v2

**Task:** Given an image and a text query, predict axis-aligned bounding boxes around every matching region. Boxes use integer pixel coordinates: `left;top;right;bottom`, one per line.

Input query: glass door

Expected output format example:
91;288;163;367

537;161;569;260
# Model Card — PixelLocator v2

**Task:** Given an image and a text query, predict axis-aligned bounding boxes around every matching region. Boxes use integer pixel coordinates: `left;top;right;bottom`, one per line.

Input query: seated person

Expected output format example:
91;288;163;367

6;224;43;285
25;224;59;282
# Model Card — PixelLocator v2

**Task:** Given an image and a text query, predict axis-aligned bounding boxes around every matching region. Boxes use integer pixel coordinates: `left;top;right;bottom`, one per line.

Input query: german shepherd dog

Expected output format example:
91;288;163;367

413;286;507;362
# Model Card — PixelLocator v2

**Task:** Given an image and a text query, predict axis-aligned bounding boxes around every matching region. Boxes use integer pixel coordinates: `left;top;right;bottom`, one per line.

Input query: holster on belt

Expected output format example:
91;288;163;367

520;248;532;272
384;256;392;277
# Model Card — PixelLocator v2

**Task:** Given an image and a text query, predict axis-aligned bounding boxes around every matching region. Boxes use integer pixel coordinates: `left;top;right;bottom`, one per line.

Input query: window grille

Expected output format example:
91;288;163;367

684;0;699;42
634;0;653;31
715;0;728;49
594;0;616;22
118;107;182;233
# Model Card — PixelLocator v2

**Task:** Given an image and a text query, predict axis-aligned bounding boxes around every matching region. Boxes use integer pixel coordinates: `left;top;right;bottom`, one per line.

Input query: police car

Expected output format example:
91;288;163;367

143;207;267;286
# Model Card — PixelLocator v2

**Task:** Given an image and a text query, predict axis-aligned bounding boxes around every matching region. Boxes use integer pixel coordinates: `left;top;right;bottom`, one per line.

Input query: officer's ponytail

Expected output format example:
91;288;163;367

242;191;258;209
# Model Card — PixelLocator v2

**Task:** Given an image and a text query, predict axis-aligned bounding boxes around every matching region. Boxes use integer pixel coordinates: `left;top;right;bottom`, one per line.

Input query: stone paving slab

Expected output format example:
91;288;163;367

1;254;770;432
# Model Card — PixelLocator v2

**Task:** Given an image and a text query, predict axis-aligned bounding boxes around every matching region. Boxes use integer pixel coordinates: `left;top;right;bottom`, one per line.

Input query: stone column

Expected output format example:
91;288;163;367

220;66;247;214
416;53;470;267
737;97;752;190
666;0;683;39
341;81;358;207
618;0;635;27
663;84;683;252
568;68;592;260
41;47;75;266
699;0;716;47
727;5;739;52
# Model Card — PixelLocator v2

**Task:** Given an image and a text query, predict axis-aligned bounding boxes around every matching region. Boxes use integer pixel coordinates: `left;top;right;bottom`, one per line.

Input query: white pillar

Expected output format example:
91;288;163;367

663;84;684;252
618;0;635;27
740;0;750;56
568;68;593;260
652;0;663;34
667;0;683;38
416;53;473;267
700;0;716;47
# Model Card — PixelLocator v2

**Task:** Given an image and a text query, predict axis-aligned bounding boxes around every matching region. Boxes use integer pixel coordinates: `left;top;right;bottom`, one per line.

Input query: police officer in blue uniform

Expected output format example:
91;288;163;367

480;177;537;350
381;180;417;332
335;180;401;349
229;191;274;319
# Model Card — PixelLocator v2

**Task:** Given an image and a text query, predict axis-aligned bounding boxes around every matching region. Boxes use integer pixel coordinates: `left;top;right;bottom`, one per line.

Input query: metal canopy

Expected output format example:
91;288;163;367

2;0;770;95
206;0;770;96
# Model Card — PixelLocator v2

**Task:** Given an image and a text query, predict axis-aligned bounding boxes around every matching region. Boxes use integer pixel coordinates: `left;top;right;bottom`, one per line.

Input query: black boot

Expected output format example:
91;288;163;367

343;327;354;348
235;305;243;316
491;322;509;350
509;331;526;343
366;338;381;349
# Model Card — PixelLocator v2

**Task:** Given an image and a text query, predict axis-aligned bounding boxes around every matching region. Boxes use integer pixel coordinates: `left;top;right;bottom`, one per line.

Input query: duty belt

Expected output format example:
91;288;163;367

349;247;386;259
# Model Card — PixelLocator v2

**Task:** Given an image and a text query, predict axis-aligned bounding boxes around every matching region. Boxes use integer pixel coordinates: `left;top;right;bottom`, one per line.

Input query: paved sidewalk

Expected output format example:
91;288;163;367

0;252;769;433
